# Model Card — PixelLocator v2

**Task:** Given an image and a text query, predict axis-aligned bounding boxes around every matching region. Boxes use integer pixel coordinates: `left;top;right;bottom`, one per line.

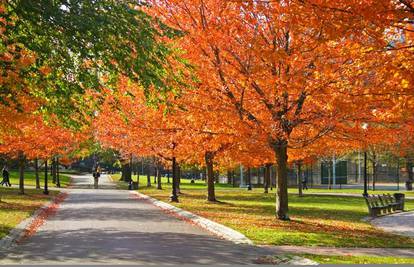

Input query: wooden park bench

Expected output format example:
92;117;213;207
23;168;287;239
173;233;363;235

364;193;403;217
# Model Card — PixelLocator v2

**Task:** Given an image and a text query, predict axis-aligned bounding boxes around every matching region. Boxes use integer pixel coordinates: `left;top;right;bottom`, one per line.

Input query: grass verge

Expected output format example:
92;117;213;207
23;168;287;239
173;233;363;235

5;171;71;188
301;254;414;264
0;187;57;240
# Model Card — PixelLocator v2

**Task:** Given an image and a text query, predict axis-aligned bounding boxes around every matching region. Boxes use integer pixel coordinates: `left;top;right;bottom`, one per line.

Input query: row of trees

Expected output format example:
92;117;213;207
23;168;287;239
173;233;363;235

94;0;414;220
1;1;413;221
0;0;187;194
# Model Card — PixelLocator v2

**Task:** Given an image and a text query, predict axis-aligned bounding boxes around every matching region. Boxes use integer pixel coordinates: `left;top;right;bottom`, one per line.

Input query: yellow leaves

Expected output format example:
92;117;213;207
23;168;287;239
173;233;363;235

401;79;409;89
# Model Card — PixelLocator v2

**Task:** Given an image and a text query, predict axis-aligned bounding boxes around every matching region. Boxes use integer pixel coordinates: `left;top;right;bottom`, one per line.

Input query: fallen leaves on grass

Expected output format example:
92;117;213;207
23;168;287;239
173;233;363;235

16;192;68;244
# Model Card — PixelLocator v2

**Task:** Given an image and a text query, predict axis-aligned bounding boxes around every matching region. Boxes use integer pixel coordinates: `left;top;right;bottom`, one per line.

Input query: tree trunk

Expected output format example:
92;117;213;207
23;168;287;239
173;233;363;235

227;170;232;184
247;167;252;190
297;161;303;197
35;158;40;189
232;170;236;187
44;159;49;195
271;166;276;191
147;170;151;187
372;160;376;191
170;157;179;202
157;165;162;190
177;165;181;193
205;151;216;202
121;162;132;182
406;157;413;191
154;167;157;184
273;142;289;220
52;157;57;184
328;161;332;190
56;157;61;188
167;172;170;184
264;164;271;194
18;151;25;195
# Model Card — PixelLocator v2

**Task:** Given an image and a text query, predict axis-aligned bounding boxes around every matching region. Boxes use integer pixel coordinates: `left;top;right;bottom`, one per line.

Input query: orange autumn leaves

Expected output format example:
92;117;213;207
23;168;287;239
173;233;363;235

0;114;85;161
94;1;414;169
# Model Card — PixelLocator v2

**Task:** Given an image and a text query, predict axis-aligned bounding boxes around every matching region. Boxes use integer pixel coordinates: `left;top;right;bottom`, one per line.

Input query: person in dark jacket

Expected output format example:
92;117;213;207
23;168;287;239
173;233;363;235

1;165;11;187
93;165;101;189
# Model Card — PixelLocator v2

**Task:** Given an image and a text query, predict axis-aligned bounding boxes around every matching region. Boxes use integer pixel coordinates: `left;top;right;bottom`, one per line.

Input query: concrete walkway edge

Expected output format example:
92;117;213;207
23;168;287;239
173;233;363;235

130;191;253;245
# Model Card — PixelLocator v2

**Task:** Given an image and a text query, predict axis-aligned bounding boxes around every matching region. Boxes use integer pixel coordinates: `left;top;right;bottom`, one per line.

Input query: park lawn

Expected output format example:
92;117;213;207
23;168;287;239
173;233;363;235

301;254;414;264
113;174;414;248
0;187;57;240
7;171;71;188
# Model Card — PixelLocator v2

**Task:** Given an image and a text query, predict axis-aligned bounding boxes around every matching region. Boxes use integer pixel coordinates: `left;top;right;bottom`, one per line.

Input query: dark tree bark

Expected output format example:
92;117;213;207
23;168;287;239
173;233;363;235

154;167;157;184
177;165;181;193
35;158;40;189
264;164;271;194
56;157;61;188
18;151;25;195
406;157;413;191
43;159;49;195
227;170;232;184
272;141;289;220
157;165;162;190
52;157;57;184
296;161;303;197
328;161;332;190
121;162;132;182
271;166;276;191
167;172;170;184
170;157;179;202
232;170;236;187
247;167;252;190
147;170;151;187
205;151;216;202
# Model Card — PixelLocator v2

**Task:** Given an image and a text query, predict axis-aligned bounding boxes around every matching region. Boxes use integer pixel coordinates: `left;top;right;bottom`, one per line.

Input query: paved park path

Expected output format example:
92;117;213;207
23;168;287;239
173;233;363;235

372;211;414;238
0;174;269;265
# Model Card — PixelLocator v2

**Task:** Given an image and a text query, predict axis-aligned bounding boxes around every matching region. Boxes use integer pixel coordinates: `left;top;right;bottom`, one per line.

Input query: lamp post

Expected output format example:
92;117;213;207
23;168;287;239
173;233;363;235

170;157;179;202
43;159;49;195
363;151;368;197
362;123;368;197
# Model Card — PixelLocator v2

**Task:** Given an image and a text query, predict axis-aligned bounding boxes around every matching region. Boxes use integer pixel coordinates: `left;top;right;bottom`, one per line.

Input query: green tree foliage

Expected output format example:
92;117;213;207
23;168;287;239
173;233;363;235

2;0;186;127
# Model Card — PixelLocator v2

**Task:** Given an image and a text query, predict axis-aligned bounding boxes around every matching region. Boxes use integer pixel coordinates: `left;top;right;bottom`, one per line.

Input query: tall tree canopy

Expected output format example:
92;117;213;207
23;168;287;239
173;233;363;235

1;0;187;127
148;0;413;219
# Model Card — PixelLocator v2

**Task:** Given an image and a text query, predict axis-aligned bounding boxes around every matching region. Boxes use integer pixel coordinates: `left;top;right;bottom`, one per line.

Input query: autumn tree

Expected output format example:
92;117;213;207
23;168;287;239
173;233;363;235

0;114;84;194
149;0;403;220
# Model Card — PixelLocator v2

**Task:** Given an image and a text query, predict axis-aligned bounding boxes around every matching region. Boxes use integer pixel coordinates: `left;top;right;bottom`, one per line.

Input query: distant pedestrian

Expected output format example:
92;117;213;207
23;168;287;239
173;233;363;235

1;165;11;187
302;173;308;190
93;165;101;189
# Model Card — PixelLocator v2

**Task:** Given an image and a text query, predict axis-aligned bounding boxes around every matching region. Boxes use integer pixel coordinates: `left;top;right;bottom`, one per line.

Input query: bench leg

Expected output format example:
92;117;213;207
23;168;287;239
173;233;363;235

370;209;380;217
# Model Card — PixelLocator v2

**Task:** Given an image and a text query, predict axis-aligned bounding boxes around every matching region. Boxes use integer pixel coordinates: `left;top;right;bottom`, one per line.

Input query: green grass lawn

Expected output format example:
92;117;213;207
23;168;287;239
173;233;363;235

5;170;71;188
0;187;57;239
112;174;414;248
301;254;414;264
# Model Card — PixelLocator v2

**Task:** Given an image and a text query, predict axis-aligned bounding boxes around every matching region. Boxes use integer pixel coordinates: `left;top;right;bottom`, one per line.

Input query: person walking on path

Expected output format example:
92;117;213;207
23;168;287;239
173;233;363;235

1;165;11;187
302;172;308;190
93;165;101;189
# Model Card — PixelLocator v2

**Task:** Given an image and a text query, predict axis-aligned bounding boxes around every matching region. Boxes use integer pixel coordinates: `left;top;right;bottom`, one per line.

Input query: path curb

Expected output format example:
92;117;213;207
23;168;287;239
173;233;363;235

130;191;253;245
0;192;66;251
